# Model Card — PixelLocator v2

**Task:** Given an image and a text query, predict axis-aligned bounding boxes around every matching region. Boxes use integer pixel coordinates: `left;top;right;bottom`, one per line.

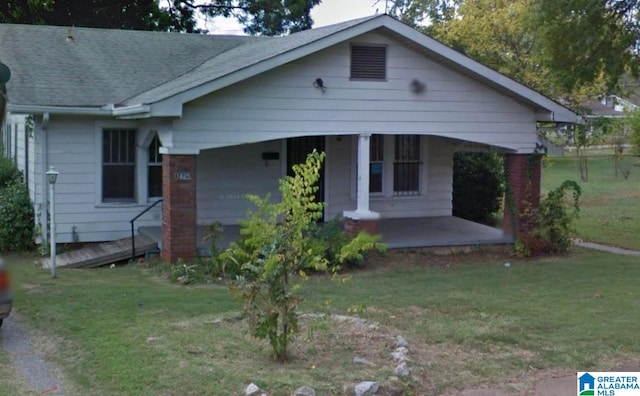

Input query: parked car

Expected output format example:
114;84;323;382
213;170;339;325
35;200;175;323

0;255;12;327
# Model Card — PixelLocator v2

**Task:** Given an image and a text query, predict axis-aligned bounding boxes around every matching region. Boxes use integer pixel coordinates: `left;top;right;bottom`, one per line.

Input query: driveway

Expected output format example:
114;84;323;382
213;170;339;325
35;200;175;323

0;313;69;395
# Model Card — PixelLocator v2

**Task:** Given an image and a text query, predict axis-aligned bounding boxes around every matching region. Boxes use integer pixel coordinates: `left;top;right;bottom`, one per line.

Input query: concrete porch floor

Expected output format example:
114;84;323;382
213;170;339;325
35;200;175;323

139;216;512;257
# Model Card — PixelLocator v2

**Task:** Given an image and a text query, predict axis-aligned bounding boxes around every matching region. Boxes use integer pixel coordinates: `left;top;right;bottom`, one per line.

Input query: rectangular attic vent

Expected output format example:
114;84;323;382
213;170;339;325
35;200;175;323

350;44;387;80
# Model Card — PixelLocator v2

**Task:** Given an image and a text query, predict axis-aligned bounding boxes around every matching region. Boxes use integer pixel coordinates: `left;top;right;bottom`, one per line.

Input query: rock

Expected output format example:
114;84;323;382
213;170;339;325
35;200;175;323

294;386;316;396
395;362;411;377
353;356;376;366
391;347;409;362
355;381;379;396
245;383;260;396
395;335;409;348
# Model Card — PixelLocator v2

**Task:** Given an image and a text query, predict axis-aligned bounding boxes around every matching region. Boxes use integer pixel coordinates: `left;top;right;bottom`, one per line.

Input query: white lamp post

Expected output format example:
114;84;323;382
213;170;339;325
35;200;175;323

46;166;59;278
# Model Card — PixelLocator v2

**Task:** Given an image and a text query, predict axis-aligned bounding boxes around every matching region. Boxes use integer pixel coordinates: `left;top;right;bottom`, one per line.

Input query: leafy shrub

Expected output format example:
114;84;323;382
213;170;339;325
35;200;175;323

453;152;504;225
222;151;383;361
516;180;581;256
0;155;22;188
0;179;34;251
309;214;368;270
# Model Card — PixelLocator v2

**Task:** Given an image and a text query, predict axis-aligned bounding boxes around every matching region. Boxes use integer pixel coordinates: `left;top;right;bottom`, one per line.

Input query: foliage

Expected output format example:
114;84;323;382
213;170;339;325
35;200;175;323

0;154;22;188
389;0;633;101
452;152;504;225
516;180;581;256
222;151;383;361
169;259;199;284
624;108;640;155
0;0;322;35
308;215;380;270
0;179;34;251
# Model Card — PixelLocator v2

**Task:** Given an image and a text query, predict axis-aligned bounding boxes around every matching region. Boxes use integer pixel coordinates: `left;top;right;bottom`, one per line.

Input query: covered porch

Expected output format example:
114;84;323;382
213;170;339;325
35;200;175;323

139;216;511;257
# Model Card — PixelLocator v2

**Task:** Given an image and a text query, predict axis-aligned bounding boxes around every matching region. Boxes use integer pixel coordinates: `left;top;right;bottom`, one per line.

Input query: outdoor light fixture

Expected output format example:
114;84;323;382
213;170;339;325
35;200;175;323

46;166;59;278
313;78;327;93
410;79;426;94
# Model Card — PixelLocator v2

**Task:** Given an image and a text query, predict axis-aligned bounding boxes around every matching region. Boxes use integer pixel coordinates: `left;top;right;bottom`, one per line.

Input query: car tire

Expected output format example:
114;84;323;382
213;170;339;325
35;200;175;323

0;319;3;327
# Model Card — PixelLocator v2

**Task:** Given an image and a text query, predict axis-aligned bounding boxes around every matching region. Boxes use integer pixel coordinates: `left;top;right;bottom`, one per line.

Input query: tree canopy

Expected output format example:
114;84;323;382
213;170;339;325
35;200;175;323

385;0;640;102
0;0;321;35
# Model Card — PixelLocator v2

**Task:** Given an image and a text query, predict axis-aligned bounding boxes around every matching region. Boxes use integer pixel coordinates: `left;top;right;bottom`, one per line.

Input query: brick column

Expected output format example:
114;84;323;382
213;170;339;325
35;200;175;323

344;218;379;236
503;153;541;238
162;154;197;263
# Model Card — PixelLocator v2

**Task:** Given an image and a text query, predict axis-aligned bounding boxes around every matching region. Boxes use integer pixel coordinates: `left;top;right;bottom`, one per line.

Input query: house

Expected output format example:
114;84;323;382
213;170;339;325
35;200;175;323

0;15;580;262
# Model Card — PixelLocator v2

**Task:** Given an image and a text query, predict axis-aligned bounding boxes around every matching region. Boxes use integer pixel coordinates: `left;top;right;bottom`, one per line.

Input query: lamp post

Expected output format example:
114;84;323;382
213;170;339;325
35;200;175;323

46;166;59;278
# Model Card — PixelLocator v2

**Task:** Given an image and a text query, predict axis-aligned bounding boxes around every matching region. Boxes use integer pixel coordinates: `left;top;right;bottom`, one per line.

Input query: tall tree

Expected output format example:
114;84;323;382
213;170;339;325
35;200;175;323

386;0;624;101
0;0;322;35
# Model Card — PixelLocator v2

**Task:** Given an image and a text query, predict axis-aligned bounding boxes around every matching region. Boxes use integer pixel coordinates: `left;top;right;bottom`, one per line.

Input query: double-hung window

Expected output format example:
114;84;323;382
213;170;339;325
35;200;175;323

102;128;136;202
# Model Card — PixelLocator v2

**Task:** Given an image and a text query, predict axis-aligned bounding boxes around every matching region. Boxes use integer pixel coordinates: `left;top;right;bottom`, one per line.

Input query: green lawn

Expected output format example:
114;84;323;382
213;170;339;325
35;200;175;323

542;154;640;250
4;249;640;394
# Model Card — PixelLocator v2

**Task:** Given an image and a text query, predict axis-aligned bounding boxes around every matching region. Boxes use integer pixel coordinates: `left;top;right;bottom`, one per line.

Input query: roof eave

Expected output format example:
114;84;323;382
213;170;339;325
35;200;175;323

7;104;111;116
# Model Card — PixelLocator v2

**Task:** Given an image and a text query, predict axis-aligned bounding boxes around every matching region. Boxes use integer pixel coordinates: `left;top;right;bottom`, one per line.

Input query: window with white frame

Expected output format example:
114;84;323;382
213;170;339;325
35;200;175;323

148;134;162;198
102;128;136;202
393;135;421;195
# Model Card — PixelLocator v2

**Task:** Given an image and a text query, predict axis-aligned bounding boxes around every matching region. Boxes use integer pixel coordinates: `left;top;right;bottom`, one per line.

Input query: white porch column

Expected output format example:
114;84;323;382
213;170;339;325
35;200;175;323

344;133;380;220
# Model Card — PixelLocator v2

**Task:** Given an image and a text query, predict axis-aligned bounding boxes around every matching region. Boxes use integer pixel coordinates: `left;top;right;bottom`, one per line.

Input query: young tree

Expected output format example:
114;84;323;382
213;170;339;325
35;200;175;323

223;151;382;361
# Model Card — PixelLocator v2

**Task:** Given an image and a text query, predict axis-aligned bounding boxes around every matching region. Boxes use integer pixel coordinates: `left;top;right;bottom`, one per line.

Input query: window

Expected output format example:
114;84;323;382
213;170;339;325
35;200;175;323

369;134;383;193
393;135;420;195
350;44;387;80
102;128;135;202
148;134;162;198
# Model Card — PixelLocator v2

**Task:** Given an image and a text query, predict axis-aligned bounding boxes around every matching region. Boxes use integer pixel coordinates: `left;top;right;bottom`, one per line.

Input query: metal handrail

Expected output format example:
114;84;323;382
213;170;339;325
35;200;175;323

129;199;163;261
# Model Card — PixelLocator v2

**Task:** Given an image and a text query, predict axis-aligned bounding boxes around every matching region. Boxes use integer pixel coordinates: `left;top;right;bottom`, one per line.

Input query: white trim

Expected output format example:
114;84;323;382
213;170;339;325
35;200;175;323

343;210;380;220
9;104;111;116
158;147;200;155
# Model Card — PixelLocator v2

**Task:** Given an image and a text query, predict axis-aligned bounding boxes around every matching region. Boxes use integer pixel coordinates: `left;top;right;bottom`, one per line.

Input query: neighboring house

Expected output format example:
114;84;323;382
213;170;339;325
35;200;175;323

0;15;579;262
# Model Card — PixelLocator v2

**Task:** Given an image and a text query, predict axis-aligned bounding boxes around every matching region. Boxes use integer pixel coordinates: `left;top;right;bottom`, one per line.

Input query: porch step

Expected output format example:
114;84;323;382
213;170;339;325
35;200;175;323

40;234;157;269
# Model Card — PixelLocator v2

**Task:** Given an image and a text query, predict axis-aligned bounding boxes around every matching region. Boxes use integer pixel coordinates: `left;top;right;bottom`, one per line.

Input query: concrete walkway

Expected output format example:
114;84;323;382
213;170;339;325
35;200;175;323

1;313;68;394
573;238;640;256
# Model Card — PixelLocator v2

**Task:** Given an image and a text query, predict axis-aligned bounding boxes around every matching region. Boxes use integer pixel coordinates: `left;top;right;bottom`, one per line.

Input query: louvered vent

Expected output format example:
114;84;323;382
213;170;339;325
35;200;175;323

350;45;387;80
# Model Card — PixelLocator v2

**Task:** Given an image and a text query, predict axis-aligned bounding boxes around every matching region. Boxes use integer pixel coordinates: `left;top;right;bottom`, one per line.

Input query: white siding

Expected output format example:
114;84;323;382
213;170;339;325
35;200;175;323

325;135;454;219
173;31;537;153
39;116;162;243
197;141;283;225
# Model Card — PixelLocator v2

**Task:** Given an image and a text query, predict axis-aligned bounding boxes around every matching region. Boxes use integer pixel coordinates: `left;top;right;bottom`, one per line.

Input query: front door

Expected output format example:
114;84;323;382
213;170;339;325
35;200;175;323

286;136;325;221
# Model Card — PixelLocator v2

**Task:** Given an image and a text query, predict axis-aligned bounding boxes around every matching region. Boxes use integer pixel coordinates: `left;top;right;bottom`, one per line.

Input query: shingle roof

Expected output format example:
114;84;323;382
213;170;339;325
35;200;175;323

125;15;379;105
0;16;378;108
0;24;256;107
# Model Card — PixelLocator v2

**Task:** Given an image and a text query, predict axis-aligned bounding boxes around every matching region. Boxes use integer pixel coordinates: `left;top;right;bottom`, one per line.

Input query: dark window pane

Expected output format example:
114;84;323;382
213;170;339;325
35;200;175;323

369;163;383;193
394;163;420;194
370;134;384;161
395;135;420;161
148;166;162;197
103;165;135;200
103;129;136;201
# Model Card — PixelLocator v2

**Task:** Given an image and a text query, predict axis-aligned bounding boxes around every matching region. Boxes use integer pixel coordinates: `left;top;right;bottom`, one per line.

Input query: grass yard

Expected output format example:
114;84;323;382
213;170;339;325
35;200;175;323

542;154;640;250
4;248;640;395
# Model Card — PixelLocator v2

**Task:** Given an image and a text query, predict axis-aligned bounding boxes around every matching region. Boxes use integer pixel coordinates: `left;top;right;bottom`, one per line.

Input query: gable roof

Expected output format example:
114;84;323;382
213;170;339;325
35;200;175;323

1;15;580;123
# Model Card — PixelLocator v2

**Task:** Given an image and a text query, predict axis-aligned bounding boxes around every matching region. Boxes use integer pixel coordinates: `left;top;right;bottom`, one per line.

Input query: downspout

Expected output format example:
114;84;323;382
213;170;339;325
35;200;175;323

40;113;50;251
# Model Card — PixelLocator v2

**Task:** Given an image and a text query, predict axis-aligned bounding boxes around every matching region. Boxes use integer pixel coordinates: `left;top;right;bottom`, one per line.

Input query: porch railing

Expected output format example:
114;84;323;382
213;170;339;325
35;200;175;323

129;199;163;261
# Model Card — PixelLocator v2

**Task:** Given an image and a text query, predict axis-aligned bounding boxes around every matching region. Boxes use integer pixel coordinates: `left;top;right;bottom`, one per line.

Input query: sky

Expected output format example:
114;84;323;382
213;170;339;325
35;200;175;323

200;0;381;35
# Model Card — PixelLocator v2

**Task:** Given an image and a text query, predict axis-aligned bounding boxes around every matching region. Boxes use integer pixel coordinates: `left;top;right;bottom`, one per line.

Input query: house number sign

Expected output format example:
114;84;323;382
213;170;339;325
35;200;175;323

174;171;192;181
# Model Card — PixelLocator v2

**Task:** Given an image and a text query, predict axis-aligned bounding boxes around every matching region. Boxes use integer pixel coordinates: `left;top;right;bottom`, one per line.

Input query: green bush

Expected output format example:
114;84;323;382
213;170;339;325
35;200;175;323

516;180;581;256
0;179;34;251
309;214;367;270
0;155;22;188
452;152;505;225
